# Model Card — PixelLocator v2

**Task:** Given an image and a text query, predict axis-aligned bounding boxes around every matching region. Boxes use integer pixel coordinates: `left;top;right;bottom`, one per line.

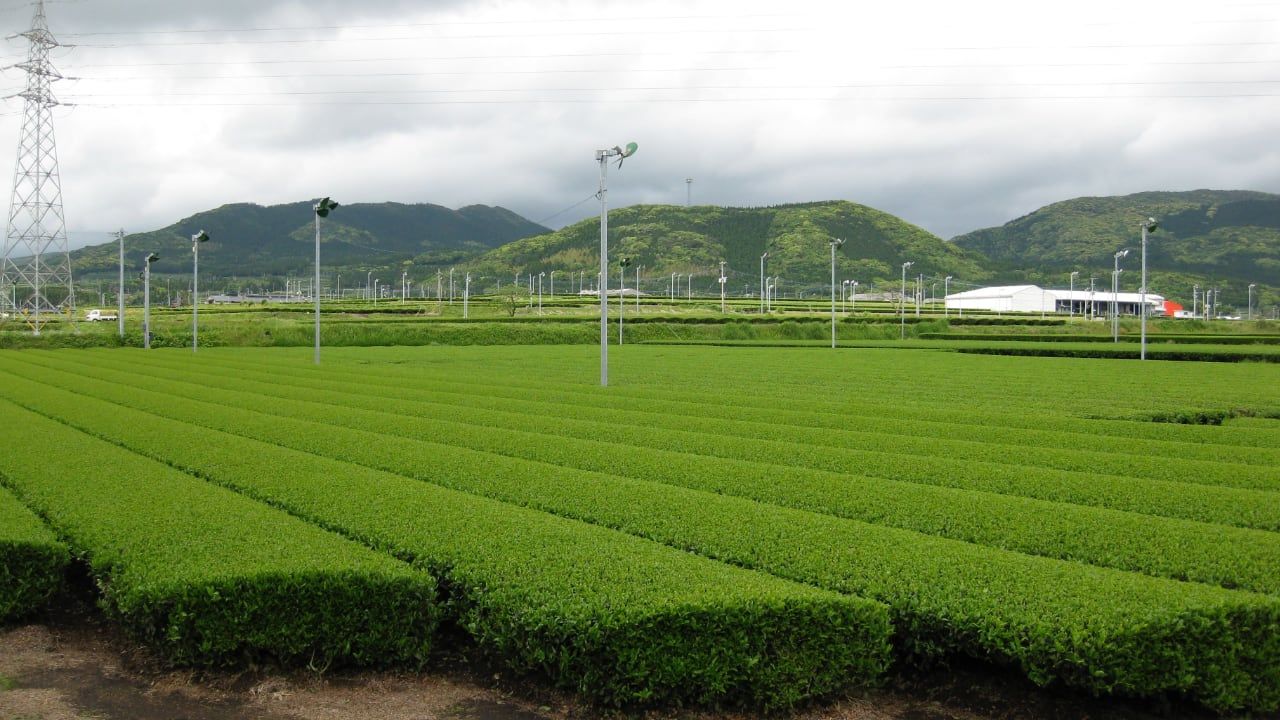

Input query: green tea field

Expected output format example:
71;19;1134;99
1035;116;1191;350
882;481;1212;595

1;345;1278;714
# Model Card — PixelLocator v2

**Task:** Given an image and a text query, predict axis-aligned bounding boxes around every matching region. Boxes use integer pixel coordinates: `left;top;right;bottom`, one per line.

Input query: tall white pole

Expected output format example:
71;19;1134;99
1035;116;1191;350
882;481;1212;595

759;252;767;313
944;276;952;317
719;260;726;313
900;261;912;339
1249;283;1256;321
464;273;471;319
618;264;624;345
192;238;200;352
830;239;842;349
1069;271;1078;317
143;260;152;350
117;230;125;337
598;150;609;386
314;214;322;363
1140;220;1153;361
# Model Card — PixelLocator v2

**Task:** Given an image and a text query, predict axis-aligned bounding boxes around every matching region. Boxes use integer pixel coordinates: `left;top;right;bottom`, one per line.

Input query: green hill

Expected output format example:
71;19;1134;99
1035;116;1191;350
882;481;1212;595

470;201;989;296
71;201;548;280
952;190;1280;310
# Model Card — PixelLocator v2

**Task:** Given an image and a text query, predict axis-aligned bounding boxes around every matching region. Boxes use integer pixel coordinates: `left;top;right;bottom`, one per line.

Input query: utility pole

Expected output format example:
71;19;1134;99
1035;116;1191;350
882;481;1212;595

1140;218;1157;360
719;260;727;313
596;141;638;386
759;252;768;313
900;261;913;339
115;230;125;337
829;238;843;349
1069;271;1079;317
0;0;75;335
686;177;693;206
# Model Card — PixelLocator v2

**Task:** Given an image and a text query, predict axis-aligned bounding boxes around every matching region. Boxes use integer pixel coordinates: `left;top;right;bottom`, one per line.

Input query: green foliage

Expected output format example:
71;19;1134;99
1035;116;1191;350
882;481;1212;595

0;399;439;668
4;349;1279;712
0;366;891;710
952;190;1280;308
0;485;67;621
471;202;990;293
70;201;548;280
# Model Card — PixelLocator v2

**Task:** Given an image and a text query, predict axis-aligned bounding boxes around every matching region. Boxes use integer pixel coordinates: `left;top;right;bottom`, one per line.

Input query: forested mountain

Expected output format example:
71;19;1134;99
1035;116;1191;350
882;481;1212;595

71;201;548;279
952;190;1279;307
468;201;989;295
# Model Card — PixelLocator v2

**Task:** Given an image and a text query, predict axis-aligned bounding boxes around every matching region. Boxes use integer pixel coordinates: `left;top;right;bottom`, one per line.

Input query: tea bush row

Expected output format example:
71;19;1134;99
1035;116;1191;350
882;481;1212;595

0;375;890;710
0;484;67;621
11;366;1276;713
0;398;439;669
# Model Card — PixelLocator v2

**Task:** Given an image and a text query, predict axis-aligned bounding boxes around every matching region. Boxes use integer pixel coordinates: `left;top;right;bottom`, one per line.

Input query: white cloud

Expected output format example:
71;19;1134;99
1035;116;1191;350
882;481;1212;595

0;0;1275;250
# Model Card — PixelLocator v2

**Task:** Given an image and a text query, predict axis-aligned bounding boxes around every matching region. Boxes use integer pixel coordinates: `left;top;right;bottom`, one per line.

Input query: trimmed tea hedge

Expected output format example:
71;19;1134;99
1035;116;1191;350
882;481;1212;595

0;484;67;621
0;398;439;669
47;358;1280;595
8;364;1277;713
0;375;891;710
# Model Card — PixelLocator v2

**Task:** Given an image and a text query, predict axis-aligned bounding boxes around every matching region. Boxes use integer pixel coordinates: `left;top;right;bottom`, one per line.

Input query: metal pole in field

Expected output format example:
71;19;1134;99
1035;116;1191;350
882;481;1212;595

1068;271;1078;317
142;253;158;349
1112;249;1127;342
944;276;952;317
311;198;337;364
636;265;641;311
716;258;727;312
900;261;912;339
851;280;858;314
1140;218;1157;360
1193;284;1199;319
618;257;630;345
191;230;209;352
366;271;372;301
401;271;407;303
759;252;768;313
449;267;455;304
829;238;843;349
550;270;556;298
687;273;693;300
538;272;544;314
596;141;637;387
464;273;471;319
116;229;125;337
1249;283;1256;321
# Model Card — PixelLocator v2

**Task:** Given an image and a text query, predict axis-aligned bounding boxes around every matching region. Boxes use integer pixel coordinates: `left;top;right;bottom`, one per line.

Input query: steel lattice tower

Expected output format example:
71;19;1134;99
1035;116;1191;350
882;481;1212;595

0;0;74;335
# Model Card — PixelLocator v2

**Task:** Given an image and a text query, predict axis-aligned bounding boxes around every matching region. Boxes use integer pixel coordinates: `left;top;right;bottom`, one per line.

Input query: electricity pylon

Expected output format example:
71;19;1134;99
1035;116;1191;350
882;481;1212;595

0;0;75;335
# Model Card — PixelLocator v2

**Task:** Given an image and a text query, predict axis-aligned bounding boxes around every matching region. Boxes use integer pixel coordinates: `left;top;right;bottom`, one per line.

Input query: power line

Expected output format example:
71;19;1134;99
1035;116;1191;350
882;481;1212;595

59;93;1280;108
74;66;768;81
61;49;792;69
58;13;798;37
72;26;814;49
59;79;1280;100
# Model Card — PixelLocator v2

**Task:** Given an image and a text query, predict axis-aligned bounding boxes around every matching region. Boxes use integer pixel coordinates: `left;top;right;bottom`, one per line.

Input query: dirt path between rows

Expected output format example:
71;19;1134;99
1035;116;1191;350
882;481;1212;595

0;603;1227;720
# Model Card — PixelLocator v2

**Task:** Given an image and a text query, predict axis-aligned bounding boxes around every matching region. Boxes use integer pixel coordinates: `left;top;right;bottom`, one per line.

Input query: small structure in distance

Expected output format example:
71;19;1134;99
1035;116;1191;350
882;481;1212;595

944;285;1165;316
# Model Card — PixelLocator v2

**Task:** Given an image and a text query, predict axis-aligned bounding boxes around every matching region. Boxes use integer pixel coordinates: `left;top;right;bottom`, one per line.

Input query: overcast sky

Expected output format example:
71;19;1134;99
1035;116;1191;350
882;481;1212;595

2;0;1278;250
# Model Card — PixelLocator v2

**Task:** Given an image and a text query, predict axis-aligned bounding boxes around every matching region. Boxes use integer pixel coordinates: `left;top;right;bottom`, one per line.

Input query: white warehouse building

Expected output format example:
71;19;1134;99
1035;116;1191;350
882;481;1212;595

944;285;1165;316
